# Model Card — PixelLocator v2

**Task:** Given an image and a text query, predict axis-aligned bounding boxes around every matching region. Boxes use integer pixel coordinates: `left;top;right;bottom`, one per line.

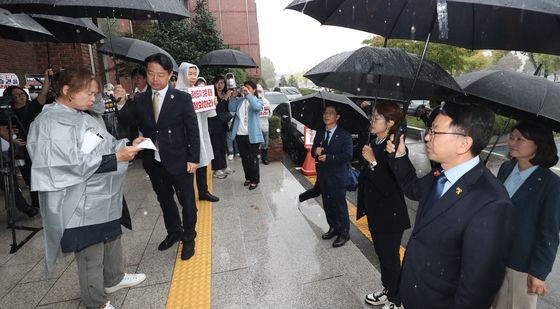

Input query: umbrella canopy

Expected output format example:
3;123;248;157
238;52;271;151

456;70;560;131
0;0;191;21
286;0;560;55
97;37;178;71
305;46;462;101
32;14;105;43
0;8;54;42
197;49;259;68
290;91;369;134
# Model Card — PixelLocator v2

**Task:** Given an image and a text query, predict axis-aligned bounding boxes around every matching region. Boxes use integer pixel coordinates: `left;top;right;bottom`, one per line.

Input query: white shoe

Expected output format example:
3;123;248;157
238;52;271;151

213;170;227;179
102;301;115;309
365;288;388;306
381;302;402;309
227;154;234;161
223;167;234;175
104;273;146;294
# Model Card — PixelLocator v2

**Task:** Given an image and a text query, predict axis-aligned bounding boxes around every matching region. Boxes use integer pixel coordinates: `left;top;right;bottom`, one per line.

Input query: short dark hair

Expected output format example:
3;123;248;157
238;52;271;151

375;101;404;135
144;53;173;73
54;66;97;99
511;121;558;168
243;80;258;96
212;75;226;93
439;101;495;156
131;66;147;79
3;85;29;101
324;104;342;116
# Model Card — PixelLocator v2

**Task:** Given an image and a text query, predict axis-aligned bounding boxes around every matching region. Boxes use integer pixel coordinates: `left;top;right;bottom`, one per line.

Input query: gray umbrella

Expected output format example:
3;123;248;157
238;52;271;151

305;46;462;101
0;0;190;20
290;91;369;134
0;8;54;42
97;37;178;71
32;14;105;43
197;49;259;68
456;70;560;131
286;0;560;55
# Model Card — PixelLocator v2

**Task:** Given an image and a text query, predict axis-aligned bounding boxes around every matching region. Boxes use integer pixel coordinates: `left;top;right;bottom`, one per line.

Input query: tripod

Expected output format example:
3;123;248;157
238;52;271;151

0;106;42;254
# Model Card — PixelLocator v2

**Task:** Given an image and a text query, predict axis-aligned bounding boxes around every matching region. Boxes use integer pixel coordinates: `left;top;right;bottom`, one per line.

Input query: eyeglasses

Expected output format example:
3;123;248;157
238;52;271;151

426;127;467;138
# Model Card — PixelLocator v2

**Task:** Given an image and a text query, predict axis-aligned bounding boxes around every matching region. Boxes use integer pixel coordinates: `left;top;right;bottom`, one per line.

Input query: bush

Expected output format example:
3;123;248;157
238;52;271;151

269;115;281;139
494;115;515;135
299;88;317;96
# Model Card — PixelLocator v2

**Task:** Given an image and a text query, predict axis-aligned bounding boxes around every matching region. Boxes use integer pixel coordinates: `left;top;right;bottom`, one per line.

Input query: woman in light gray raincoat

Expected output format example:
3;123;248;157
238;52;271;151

176;62;220;202
26;67;146;309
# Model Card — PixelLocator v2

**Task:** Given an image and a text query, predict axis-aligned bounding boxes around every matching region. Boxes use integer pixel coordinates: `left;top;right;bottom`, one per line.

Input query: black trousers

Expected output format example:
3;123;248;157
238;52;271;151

299;177;321;202
371;231;403;305
210;131;227;171
318;175;349;237
145;162;197;242
196;166;208;195
236;135;260;184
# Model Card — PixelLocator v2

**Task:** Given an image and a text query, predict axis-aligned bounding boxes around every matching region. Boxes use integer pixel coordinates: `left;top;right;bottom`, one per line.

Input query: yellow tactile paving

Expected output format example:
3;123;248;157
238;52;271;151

303;174;406;263
166;168;213;309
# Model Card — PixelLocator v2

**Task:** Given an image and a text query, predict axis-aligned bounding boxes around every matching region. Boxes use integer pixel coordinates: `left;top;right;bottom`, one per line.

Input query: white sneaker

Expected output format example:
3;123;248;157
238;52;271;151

227;154;234;161
365;288;388;306
381;302;402;309
102;301;115;309
223;167;234;175
213;170;227;179
104;273;146;294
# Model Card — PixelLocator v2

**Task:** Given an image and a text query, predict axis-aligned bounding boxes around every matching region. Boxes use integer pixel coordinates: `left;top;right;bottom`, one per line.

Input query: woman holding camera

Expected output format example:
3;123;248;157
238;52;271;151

359;101;410;309
228;81;263;190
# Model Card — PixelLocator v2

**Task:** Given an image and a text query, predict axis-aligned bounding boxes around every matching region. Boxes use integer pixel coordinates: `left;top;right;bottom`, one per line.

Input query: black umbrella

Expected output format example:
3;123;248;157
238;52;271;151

32;14;105;43
290;91;369;134
456;70;560;131
0;0;191;21
0;8;54;42
97;37;178;71
305;46;462;101
286;0;560;55
197;49;258;68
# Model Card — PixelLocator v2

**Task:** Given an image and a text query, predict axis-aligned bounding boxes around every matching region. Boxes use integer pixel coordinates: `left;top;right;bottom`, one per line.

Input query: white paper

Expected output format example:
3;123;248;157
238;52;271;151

154;150;161;162
81;130;103;154
138;139;158;151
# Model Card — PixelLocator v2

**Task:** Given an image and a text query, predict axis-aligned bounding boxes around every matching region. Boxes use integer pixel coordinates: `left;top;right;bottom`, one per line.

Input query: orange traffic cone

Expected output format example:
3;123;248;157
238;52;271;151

301;148;316;176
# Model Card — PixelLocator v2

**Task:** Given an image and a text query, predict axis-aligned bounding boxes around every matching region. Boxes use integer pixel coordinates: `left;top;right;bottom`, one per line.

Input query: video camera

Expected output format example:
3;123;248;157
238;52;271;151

0;96;14;110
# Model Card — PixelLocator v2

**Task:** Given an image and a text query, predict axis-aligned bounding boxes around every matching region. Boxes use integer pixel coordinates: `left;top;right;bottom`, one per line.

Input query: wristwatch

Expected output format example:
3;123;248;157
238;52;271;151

369;160;377;170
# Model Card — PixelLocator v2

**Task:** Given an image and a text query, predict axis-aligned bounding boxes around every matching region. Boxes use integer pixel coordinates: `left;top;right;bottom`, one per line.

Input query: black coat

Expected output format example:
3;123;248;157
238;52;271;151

117;87;200;175
357;138;410;234
390;156;513;309
311;126;353;189
497;160;560;281
208;95;232;135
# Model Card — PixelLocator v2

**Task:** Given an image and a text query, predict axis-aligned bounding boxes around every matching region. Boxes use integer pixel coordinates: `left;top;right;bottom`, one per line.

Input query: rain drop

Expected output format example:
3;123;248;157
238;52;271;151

338;9;342;13
276;128;280;133
352;5;355;21
396;82;400;87
143;211;148;215
356;88;361;92
75;29;81;34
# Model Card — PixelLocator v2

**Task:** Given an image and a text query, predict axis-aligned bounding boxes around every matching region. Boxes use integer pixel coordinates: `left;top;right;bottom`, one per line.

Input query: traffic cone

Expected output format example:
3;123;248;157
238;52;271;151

301;148;316;176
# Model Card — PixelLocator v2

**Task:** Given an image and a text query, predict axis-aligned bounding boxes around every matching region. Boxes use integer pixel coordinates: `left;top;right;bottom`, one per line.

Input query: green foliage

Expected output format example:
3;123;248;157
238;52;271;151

269;115;281;139
363;36;494;75
406;116;425;129
532;53;560;79
494;115;515;135
299;88;316;96
279;75;287;86
287;75;298;87
261;57;276;89
135;0;224;72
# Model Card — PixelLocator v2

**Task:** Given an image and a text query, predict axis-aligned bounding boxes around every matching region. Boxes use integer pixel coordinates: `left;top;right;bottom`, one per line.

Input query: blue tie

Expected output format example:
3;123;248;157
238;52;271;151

422;172;448;217
324;130;331;147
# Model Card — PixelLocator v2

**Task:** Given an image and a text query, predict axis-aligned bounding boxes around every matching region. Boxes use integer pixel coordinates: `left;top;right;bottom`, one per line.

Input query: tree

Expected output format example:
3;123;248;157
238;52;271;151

279;75;287;87
136;0;224;78
362;36;489;75
287;75;298;87
261;57;276;89
531;53;560;80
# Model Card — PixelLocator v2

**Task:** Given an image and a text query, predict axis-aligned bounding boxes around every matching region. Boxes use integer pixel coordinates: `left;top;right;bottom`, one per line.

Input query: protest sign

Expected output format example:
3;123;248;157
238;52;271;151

188;85;216;113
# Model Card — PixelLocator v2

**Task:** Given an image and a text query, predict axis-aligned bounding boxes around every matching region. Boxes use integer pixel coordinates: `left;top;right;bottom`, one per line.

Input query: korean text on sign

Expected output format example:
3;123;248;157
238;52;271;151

188;85;216;113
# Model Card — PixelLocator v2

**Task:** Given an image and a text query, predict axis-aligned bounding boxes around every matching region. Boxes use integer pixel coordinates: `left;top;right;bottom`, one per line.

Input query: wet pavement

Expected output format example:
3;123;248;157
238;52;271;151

0;135;558;308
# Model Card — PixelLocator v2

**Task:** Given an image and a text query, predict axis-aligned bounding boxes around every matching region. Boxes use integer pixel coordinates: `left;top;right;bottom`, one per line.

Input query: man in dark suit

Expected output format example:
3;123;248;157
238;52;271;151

312;105;353;248
386;102;513;309
115;53;200;260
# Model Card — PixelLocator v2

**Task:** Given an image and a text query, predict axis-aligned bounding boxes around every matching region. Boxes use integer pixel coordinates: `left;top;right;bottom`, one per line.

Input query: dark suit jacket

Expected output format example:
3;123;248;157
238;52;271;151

117;87;200;175
390;155;513;309
357;138;410;234
497;160;560;281
311;126;353;188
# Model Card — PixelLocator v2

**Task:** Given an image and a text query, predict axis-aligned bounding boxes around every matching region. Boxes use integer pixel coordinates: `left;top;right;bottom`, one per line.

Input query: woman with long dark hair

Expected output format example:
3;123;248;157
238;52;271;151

360;101;410;309
493;121;560;309
209;75;233;178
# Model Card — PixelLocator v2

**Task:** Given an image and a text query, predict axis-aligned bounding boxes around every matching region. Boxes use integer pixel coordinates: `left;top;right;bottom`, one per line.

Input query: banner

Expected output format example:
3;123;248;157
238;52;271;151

0;73;19;95
259;105;271;117
304;126;316;149
25;74;45;93
188;85;216;113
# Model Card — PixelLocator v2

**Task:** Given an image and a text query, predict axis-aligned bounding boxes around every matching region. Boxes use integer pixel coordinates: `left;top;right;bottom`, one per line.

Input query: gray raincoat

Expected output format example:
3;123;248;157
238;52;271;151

26;102;128;272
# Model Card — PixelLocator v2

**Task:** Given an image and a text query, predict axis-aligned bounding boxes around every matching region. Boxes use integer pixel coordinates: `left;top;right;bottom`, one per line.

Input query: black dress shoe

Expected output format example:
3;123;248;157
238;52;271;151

181;240;195;260
244;180;251;186
158;234;180;251
262;159;269;165
199;192;219;202
321;228;337;240
17;204;38;218
332;234;350;248
248;183;258;190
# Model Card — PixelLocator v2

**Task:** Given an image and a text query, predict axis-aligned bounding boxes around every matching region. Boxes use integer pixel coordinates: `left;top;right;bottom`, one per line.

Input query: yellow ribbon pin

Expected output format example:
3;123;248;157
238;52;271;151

455;187;462;195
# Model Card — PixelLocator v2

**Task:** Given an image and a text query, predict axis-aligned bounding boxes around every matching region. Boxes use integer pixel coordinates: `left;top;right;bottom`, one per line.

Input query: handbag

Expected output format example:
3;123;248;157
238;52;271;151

346;166;360;191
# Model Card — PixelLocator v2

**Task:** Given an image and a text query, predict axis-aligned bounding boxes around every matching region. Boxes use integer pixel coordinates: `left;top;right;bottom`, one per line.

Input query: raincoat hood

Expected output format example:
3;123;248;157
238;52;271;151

176;62;199;91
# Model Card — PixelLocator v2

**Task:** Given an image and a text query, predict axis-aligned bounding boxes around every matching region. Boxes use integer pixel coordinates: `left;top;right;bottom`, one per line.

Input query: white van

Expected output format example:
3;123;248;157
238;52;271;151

278;86;302;101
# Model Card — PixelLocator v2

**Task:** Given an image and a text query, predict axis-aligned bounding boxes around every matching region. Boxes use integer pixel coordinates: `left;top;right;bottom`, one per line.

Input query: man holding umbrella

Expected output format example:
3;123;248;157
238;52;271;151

114;53;200;261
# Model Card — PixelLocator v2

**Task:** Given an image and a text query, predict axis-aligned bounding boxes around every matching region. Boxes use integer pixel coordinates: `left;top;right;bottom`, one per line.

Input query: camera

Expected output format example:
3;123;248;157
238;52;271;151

0;96;14;110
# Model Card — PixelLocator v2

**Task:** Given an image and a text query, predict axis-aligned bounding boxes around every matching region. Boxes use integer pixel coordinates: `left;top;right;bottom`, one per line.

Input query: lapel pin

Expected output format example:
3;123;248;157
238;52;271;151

455;187;462;195
170;94;174;99
433;170;440;177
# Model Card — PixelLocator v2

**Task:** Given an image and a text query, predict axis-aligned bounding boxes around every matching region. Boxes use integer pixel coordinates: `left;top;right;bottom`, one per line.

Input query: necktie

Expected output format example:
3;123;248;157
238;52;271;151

324;130;331;147
152;92;160;122
422;172;448;217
